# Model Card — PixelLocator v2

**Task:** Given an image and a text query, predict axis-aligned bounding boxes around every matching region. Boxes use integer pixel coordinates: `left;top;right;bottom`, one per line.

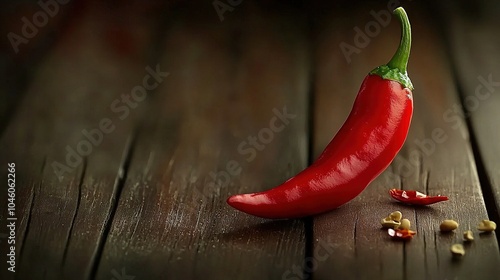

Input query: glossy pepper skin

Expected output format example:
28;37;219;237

227;7;414;219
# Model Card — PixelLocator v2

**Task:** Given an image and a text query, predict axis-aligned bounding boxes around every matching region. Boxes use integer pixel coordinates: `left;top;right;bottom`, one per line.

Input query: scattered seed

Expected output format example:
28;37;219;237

381;217;401;228
477;220;496;232
450;244;465;256
389;211;403;222
463;230;474;241
399;218;411;230
440;220;459;232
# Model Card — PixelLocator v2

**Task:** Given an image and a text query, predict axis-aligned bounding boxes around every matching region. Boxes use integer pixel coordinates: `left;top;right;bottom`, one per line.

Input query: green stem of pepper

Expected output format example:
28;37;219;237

370;7;414;90
387;7;411;74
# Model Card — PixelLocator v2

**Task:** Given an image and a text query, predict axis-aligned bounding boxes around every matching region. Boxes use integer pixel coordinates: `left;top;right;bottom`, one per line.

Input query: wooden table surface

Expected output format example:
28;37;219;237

1;0;500;279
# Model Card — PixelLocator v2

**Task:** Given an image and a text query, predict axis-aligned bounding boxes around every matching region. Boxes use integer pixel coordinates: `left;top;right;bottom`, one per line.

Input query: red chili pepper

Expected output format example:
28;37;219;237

389;189;448;205
227;7;414;219
388;228;416;240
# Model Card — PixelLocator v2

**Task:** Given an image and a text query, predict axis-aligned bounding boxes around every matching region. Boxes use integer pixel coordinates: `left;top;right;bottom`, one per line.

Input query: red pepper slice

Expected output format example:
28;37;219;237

389;189;448;205
388;228;416;240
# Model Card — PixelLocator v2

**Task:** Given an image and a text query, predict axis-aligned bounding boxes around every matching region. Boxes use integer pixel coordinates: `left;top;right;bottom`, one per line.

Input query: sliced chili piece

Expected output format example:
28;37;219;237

388;228;416;240
389;189;448;205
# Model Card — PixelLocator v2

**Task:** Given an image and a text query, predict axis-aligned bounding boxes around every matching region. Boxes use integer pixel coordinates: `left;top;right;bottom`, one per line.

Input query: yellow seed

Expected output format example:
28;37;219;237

389;211;403;222
450;244;465;256
463;230;474;241
477;220;497;232
399;218;411;230
381;217;401;228
440;220;459;232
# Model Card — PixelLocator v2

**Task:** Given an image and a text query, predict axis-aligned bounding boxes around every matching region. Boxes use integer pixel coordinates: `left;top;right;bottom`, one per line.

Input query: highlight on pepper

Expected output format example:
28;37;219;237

227;7;414;219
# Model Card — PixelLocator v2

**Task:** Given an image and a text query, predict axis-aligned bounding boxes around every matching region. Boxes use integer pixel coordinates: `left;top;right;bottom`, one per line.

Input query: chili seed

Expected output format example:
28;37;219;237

477;220;497;232
463;230;474;241
381;217;401;228
399;218;411;230
389;211;403;222
450;244;465;256
440;220;459;232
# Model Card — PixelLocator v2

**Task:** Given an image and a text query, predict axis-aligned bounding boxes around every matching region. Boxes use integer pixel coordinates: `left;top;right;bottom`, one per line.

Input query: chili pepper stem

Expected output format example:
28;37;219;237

370;7;414;90
387;8;411;74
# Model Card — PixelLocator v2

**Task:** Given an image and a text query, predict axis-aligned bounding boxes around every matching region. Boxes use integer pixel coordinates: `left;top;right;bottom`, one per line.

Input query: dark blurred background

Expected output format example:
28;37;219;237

1;0;499;133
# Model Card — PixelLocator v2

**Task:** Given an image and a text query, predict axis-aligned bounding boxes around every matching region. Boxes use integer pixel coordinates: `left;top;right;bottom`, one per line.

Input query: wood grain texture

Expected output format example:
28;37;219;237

311;1;500;279
440;0;500;226
0;1;167;279
93;2;311;279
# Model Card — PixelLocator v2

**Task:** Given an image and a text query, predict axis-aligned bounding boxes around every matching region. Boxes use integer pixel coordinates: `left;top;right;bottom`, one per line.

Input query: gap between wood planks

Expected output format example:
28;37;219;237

88;135;135;279
62;158;87;265
18;157;47;261
86;2;177;277
447;62;500;246
432;0;500;246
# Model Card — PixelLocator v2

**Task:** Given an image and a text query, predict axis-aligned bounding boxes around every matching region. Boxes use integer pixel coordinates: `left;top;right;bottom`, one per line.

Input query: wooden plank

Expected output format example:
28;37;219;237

0;1;168;279
311;1;500;279
94;2;310;279
440;0;500;226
